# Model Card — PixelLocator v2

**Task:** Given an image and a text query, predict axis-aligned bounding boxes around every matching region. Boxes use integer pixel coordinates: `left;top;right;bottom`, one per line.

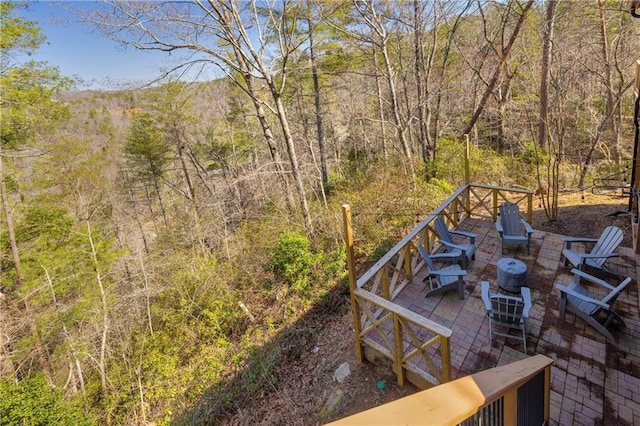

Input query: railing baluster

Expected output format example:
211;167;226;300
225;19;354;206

393;313;404;385
440;334;451;383
404;247;412;281
382;264;390;300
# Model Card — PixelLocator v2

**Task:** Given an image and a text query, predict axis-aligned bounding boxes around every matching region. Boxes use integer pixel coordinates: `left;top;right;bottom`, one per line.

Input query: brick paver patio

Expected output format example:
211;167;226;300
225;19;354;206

392;218;640;425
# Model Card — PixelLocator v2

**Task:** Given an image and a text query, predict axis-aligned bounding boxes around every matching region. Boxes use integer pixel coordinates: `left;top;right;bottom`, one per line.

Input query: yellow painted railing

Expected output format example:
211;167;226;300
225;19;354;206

345;183;534;389
354;288;452;387
327;354;553;426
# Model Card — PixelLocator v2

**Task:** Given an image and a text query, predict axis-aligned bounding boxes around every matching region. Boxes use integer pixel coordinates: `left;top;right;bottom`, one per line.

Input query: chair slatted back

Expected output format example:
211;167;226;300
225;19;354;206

499;202;521;236
418;244;437;271
590;226;624;268
490;295;525;326
434;216;453;245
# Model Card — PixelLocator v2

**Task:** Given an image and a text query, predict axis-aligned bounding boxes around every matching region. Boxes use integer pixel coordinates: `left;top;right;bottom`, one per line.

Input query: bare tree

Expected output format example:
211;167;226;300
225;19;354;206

462;0;535;137
90;1;314;233
538;0;557;148
597;0;620;163
413;0;430;164
536;0;558;220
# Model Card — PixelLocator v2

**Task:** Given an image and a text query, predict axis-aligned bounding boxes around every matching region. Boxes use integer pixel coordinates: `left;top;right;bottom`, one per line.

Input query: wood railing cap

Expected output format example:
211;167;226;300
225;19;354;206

326;354;553;426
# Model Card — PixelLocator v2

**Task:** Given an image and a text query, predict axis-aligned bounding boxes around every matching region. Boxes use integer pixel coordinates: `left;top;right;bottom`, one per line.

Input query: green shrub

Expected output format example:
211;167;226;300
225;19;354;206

0;374;93;426
520;141;549;166
268;231;320;294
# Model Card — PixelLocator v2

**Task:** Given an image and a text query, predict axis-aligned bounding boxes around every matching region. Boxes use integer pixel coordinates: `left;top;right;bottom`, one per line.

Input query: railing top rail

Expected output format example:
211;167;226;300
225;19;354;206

472;353;553;403
354;288;453;337
470;183;534;194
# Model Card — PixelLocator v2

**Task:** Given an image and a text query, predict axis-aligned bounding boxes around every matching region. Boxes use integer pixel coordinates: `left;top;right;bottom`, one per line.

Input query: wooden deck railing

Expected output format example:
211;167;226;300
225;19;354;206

343;183;534;389
354;288;452;387
327;354;553;426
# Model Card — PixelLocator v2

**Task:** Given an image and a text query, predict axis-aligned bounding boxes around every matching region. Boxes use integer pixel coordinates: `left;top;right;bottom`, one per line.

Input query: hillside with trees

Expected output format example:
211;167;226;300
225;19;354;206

1;1;639;424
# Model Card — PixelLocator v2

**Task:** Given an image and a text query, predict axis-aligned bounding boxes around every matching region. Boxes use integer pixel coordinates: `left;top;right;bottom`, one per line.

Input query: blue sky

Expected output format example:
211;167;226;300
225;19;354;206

16;1;183;90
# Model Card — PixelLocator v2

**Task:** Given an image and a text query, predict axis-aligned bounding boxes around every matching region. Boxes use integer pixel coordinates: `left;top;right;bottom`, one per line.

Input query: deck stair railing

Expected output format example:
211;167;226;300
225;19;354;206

327;354;553;426
343;183;533;389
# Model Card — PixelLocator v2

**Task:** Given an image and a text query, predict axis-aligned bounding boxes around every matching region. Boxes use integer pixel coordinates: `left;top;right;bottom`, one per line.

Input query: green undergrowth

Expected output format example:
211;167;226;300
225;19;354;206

3;138;613;425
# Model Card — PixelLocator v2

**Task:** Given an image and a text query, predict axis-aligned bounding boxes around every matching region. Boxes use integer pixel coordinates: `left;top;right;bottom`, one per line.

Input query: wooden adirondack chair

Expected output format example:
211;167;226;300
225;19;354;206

556;268;632;342
433;216;477;268
481;281;531;353
418;245;468;300
562;226;623;275
495;202;534;254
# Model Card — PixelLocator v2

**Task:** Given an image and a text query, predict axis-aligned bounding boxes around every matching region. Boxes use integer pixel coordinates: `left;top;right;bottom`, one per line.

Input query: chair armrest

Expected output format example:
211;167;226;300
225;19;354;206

582;253;618;259
563;237;599;243
481;281;491;310
571;252;619;261
520;286;532;318
521;219;534;235
556;284;610;308
450;229;477;244
563;237;598;250
495;220;504;234
431;268;467;278
428;252;463;265
439;240;472;253
571;269;616;291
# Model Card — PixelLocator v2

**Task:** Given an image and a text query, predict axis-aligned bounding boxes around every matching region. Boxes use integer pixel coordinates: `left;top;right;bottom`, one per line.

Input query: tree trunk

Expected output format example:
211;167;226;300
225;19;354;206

44;265;87;409
414;0;430;164
462;0;534;136
308;18;328;188
538;0;556;148
270;85;314;234
240;65;296;215
373;47;388;161
432;1;472;164
381;39;412;160
0;153;24;286
86;221;109;391
598;0;620;163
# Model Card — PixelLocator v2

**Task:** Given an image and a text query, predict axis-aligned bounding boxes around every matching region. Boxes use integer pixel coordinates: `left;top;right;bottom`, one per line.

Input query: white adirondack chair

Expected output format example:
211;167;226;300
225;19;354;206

433;216;477;268
562;226;623;275
481;281;531;353
418;245;468;300
556;268;631;342
495;202;534;254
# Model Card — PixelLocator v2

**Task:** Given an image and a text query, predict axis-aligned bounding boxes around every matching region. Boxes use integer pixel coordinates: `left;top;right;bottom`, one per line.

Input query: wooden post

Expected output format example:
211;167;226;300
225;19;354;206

393;314;404;385
544;364;551;421
527;192;533;224
492;188;499;220
464;134;470;185
440;335;451;383
633;60;640;253
342;204;363;363
381;266;390;300
403;247;413;281
464;135;472;218
503;389;517;426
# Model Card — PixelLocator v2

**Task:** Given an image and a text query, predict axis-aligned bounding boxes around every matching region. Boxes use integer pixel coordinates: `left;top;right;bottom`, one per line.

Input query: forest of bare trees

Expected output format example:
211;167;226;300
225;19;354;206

1;1;639;423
